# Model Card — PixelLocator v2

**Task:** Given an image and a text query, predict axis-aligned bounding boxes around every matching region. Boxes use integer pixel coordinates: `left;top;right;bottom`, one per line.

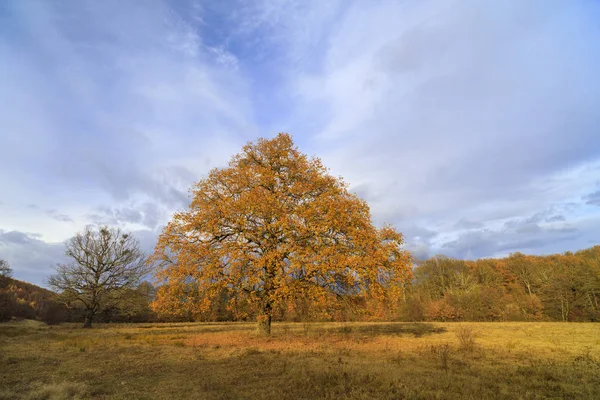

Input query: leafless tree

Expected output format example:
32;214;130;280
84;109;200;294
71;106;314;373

48;226;149;328
0;259;12;278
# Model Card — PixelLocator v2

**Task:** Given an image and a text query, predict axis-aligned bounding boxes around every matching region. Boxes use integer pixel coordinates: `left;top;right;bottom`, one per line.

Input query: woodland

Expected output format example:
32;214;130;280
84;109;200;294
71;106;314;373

2;246;599;326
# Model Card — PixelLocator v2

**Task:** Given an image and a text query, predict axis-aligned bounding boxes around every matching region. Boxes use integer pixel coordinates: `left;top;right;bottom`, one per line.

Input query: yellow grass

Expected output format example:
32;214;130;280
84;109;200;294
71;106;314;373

1;320;599;399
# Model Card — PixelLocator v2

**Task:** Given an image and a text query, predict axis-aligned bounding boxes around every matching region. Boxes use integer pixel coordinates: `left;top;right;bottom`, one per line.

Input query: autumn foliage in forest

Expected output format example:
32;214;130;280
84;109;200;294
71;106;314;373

405;247;600;322
150;134;413;334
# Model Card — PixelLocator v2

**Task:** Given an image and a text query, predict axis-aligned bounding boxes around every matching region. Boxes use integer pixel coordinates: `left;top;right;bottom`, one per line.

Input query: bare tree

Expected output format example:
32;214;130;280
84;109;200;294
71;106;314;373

0;259;12;278
48;226;149;328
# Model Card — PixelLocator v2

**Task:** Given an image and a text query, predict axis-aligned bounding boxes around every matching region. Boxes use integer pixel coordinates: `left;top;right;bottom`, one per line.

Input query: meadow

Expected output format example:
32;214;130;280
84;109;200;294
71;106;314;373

1;320;599;399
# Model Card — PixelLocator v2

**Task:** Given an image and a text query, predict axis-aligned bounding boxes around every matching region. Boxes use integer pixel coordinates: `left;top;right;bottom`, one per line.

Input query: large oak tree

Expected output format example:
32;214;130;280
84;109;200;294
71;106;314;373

151;134;412;334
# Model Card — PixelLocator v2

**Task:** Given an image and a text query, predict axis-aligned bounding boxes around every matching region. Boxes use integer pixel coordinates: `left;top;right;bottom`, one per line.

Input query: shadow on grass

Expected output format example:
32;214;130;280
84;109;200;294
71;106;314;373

0;326;27;337
0;325;50;338
324;323;446;337
140;321;447;337
109;322;257;333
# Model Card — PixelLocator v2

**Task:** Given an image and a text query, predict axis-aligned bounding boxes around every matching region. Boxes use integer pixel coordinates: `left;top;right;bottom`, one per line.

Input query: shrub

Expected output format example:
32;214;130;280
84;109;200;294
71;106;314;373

455;326;477;351
0;290;18;321
41;301;69;325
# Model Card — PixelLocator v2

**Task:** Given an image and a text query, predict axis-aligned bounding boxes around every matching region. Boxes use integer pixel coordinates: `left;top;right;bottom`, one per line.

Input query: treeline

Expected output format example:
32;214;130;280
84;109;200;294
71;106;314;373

155;246;600;323
2;245;599;325
403;246;600;322
0;274;157;324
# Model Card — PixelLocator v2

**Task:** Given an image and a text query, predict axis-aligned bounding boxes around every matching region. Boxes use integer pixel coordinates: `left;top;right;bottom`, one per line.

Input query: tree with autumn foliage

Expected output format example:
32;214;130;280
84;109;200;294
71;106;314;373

151;133;412;334
403;245;600;322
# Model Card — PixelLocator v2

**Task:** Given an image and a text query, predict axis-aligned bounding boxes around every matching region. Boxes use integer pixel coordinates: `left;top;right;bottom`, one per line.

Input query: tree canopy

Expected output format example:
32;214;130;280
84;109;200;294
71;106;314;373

406;247;600;322
151;133;412;334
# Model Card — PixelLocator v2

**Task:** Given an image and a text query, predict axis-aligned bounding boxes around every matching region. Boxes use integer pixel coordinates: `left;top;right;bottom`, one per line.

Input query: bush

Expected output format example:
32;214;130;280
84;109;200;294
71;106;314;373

455;326;477;351
401;297;425;321
0;290;18;321
424;297;461;321
41;301;69;325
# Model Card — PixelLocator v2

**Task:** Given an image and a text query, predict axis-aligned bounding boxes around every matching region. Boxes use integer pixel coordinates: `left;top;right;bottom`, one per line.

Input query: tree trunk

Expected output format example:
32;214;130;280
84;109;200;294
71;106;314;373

83;309;95;329
257;314;271;335
257;304;272;336
258;265;274;336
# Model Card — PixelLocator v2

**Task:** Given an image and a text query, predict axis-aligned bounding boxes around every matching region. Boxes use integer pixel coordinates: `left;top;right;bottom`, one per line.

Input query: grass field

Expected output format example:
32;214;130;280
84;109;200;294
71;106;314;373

1;320;599;399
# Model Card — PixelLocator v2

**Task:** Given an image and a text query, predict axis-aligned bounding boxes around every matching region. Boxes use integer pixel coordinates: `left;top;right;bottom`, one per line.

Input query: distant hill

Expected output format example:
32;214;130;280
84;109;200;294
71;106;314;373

0;275;67;323
0;275;157;325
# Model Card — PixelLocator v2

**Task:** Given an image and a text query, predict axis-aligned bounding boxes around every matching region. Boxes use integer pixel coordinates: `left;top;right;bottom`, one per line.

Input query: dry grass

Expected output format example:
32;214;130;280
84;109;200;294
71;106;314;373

1;320;599;399
455;326;477;351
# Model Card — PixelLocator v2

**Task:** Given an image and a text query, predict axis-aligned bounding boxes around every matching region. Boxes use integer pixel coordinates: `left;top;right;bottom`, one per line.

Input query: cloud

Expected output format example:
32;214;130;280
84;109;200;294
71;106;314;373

87;202;165;230
436;207;600;259
454;219;484;230
525;209;567;224
0;230;67;286
440;223;581;260
0;231;39;245
46;210;74;223
401;224;439;262
583;190;600;206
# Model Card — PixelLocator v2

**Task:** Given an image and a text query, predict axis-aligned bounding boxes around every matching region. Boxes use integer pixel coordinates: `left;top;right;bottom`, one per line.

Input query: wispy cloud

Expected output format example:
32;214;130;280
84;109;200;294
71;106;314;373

584;190;600;206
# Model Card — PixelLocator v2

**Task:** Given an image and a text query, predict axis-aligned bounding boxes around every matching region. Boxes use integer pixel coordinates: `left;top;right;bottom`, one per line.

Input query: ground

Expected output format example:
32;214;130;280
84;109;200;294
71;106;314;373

1;320;599;399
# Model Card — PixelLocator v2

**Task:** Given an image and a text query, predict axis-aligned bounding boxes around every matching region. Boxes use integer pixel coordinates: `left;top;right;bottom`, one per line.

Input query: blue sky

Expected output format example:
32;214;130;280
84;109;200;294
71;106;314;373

1;0;600;286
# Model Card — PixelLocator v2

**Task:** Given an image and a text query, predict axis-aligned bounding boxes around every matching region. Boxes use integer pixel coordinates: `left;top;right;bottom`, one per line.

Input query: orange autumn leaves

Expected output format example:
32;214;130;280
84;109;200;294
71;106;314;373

150;134;412;331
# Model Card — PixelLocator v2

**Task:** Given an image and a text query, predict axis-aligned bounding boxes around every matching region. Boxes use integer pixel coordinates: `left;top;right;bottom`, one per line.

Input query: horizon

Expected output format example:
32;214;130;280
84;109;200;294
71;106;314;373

1;0;600;286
